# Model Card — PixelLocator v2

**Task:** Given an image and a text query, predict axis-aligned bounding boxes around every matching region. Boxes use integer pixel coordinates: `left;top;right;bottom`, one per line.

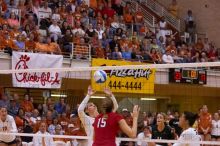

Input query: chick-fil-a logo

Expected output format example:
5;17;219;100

14;55;60;86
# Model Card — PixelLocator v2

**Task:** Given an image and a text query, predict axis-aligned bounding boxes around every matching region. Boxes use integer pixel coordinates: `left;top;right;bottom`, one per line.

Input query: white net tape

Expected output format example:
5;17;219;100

0;132;220;145
0;62;220;74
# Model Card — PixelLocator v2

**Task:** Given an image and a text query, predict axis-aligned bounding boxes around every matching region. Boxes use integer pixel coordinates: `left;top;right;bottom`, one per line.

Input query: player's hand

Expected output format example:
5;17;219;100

88;85;96;96
132;105;140;119
104;87;113;96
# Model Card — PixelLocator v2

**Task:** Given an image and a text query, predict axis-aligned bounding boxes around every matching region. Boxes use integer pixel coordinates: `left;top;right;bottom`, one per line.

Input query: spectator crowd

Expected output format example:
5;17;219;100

1;92;220;146
0;0;218;62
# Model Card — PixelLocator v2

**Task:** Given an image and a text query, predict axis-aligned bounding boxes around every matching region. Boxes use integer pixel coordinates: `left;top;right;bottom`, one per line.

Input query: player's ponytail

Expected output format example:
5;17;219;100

101;97;114;119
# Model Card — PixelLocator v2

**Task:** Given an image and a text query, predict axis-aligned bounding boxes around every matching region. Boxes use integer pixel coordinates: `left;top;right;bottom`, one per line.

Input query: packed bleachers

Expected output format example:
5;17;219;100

0;0;218;63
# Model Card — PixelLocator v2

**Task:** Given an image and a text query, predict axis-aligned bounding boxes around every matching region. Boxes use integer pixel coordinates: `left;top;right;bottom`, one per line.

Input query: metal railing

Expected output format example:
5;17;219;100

141;0;184;32
121;0;156;33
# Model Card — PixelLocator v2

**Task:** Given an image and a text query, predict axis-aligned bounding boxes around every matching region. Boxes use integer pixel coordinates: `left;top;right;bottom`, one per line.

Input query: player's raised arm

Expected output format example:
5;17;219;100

104;87;118;112
78;86;96;115
119;105;140;138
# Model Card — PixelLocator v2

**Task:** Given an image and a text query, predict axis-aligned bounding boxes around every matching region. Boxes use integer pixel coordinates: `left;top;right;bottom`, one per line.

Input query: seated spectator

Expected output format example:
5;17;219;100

48;118;60;135
201;51;208;62
102;3;116;19
48;19;62;43
95;24;104;40
168;0;179;17
195;38;204;52
123;9;133;29
54;98;66;115
166;40;177;54
7;97;19;117
39;1;52;29
150;48;162;64
33;122;54;146
157;36;165;53
80;11;89;28
142;50;152;62
20;94;34;113
192;51;201;62
112;46;122;60
137;126;152;146
86;23;96;38
15;108;26;133
122;47;132;60
36;37;61;54
95;41;105;58
53;125;66;142
14;34;25;51
0;93;9;108
207;43;218;61
62;29;73;53
22;14;36;31
72;21;85;37
30;109;41;125
51;7;61;21
151;38;160;52
162;50;174;64
25;33;36;51
7;11;19;29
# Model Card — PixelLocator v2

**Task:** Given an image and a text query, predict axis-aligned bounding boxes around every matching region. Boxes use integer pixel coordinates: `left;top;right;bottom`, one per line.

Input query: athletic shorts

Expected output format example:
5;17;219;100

0;139;17;145
211;135;220;139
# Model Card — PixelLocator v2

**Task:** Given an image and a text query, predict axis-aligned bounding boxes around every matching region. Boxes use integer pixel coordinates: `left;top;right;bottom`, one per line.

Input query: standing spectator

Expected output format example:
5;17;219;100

134;7;144;34
95;24;104;40
54;98;66;114
211;113;220;142
158;16;167;42
48;19;62;43
198;105;212;144
33;122;54;146
137;126;152;146
149;113;174;146
168;0;179;17
185;10;196;43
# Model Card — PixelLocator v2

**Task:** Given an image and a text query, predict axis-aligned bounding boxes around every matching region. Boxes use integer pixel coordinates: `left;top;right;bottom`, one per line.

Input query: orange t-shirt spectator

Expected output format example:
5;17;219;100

20;94;34;113
198;105;212;139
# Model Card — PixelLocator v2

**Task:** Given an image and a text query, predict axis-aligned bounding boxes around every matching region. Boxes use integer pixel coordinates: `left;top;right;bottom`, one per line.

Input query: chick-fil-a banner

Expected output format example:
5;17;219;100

12;51;63;88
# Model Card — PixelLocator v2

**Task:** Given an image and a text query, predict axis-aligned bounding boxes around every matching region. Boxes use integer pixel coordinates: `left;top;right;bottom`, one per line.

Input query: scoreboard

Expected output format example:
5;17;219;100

169;68;207;84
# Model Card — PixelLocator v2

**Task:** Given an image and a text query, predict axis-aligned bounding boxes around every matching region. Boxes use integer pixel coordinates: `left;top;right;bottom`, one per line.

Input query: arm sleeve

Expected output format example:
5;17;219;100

137;133;142;145
78;95;90;135
10;116;18;133
110;94;118;112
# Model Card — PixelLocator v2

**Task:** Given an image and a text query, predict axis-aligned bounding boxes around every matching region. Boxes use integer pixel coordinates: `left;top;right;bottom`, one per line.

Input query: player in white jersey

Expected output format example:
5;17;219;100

173;111;201;146
0;106;18;146
78;86;118;146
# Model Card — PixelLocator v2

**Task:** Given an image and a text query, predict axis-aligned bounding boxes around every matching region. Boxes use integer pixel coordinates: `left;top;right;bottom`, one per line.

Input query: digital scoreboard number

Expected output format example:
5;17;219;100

169;68;207;84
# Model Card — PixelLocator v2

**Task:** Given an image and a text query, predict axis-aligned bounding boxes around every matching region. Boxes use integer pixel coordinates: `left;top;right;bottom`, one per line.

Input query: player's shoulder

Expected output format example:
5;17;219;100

182;128;198;136
7;115;15;121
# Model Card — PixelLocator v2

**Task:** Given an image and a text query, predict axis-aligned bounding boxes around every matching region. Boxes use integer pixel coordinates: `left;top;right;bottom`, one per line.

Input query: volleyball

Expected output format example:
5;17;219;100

94;70;107;83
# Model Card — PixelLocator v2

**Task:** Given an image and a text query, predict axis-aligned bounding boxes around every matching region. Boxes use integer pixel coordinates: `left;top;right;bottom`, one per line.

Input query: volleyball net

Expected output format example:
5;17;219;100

1;132;220;145
0;58;220;146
